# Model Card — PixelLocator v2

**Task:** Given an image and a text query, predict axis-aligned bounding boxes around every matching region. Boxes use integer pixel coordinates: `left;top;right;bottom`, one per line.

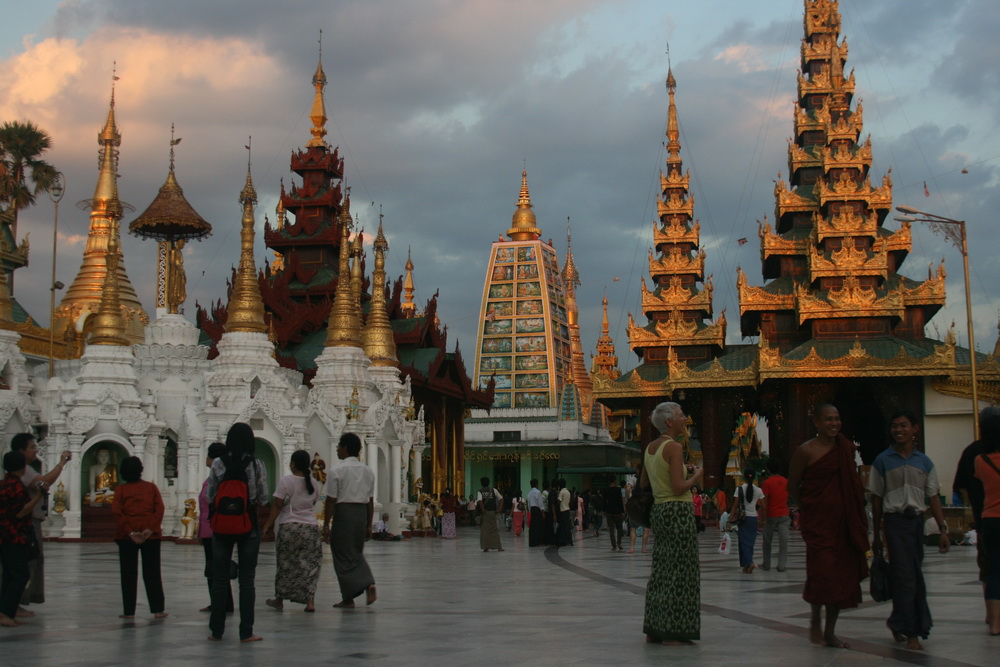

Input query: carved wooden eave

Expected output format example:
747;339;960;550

932;376;1000;405
816;208;879;241
820;139;872;172
774;180;815;215
793;104;831;136
593;366;670;399
649;247;705;278
653;220;699;248
641;276;713;314
788;143;822;174
760;220;807;260
657;194;694;220
797;69;855;100
627;311;725;351
0;235;30;270
882;221;912;254
808;238;888;280
815;171;892;210
825;104;864;143
801;35;848;66
0;320;76;359
901;271;946;307
794;279;904;324
757;337;957;380
668;348;759;389
737;269;795;315
805;1;842;35
660;168;690;193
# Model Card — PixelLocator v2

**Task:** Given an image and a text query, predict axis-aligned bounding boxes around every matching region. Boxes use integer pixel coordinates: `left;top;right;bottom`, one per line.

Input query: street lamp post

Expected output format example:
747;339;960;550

48;173;65;379
895;205;979;439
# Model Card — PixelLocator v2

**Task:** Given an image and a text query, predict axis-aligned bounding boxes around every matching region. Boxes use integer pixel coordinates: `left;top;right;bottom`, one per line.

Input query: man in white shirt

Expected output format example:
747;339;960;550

556;479;573;547
323;433;377;608
526;479;545;547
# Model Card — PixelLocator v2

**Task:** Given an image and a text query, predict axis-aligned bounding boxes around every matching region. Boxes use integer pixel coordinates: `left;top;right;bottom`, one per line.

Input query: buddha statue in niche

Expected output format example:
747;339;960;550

88;448;119;505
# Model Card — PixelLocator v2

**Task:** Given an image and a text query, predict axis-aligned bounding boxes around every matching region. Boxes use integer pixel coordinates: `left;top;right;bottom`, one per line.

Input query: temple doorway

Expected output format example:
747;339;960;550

80;440;130;539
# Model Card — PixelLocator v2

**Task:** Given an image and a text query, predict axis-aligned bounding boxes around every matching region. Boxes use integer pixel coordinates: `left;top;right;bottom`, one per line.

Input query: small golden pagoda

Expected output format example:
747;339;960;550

225;158;267;334
53;84;149;345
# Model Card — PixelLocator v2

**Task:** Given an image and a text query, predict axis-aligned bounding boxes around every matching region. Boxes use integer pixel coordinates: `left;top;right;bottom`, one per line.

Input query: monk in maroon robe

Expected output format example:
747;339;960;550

789;404;869;649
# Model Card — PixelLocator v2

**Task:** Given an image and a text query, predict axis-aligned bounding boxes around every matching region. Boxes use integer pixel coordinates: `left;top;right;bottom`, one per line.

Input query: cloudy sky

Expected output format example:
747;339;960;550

2;0;999;374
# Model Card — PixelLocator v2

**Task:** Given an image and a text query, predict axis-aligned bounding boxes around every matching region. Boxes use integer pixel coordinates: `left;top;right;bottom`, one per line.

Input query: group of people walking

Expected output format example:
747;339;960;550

0;426;377;642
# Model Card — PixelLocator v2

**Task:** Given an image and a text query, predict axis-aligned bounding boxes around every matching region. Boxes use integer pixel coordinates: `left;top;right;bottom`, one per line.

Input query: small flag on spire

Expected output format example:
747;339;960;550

613;276;621;282
924;181;930;197
737;237;748;246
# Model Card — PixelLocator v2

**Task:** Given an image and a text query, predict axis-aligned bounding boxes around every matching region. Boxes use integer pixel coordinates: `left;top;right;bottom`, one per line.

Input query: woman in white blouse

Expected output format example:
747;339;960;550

262;450;323;612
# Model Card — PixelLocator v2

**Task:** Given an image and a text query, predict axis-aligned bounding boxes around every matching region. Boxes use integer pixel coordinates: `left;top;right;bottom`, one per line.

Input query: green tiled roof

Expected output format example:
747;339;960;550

278;328;327;370
398;347;440;374
691;344;756;372
286;266;337;291
783;336;934;362
11;298;32;325
390;317;423;335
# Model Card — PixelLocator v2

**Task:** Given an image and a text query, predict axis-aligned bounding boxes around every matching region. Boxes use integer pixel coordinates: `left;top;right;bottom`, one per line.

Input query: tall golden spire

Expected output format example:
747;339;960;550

325;197;362;347
306;32;328;148
55;72;148;345
86;216;129;346
506;170;542;241
562;219;591;409
665;67;681;162
225;147;267;334
362;219;398;366
401;246;416;317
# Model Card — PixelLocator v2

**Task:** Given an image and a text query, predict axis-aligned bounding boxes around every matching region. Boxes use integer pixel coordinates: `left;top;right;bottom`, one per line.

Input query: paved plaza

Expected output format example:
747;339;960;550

0;524;993;666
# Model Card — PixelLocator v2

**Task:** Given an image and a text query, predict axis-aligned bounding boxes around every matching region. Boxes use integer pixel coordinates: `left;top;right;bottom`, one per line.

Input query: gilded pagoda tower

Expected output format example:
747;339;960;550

54;88;149;345
736;0;948;461
472;171;572;409
627;68;725;367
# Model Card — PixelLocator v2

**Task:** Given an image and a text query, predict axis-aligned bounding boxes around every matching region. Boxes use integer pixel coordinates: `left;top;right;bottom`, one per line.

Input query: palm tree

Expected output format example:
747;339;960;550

0;120;58;240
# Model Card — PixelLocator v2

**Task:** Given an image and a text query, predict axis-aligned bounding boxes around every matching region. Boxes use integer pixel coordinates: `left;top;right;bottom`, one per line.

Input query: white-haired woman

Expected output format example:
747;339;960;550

641;401;703;645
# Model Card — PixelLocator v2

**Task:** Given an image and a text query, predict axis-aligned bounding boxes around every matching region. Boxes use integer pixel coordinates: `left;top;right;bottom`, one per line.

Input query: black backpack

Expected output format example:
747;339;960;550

481;487;497;511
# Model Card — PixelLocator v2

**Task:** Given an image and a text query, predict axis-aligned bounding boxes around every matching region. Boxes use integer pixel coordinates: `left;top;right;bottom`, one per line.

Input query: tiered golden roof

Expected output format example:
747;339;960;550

361;221;399;366
739;0;942;342
627;67;724;360
506;171;542;241
590;290;620;381
224;161;267;334
53;85;148;345
325;198;362;347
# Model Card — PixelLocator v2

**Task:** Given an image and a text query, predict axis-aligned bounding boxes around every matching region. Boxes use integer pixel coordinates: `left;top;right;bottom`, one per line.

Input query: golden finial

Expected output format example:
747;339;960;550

562;216;580;289
665;63;681;160
93;70;123;213
306;31;328;148
362;216;399;366
324;198;362;347
168;122;182;172
506;169;542;241
401;245;416;316
225;141;267;334
86;216;130;346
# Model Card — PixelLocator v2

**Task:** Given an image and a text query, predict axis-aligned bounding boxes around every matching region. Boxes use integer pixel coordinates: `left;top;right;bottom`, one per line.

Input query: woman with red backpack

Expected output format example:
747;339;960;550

206;422;268;642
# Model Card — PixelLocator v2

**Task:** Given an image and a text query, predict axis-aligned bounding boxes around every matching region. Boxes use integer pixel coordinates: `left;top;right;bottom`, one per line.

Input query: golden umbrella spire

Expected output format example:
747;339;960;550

665;66;681;160
306;31;328;148
401;245;416;316
86;216;129;346
362;218;398;366
55;70;147;345
324;194;362;347
225;143;267;334
506;169;542;241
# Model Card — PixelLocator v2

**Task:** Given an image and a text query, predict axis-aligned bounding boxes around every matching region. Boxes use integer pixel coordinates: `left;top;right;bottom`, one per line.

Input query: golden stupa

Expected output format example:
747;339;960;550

53;85;149;345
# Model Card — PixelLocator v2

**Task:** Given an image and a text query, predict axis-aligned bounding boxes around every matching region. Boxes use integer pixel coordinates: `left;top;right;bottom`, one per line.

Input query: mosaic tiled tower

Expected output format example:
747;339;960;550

473;172;572;409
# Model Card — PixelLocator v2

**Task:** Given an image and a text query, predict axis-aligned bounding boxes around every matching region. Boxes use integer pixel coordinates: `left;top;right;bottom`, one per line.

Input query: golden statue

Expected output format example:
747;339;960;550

167;239;187;313
311;452;327;484
88;448;119;505
52;481;68;514
180;498;198;539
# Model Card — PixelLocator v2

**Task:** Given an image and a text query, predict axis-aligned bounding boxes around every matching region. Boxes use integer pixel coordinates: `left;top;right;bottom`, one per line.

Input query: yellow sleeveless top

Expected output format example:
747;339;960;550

645;438;691;504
